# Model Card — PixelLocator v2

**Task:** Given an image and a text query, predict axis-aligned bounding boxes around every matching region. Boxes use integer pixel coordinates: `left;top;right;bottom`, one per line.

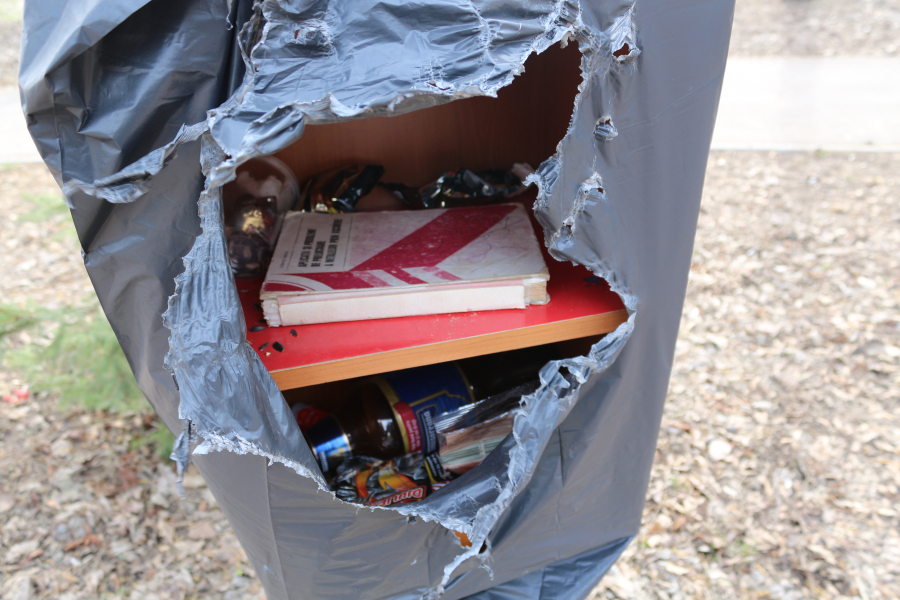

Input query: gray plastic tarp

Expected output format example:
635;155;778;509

20;0;735;598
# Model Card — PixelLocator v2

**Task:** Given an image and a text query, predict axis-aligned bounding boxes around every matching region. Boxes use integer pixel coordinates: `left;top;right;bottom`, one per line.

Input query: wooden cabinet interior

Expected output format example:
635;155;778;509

274;43;583;186
240;43;629;391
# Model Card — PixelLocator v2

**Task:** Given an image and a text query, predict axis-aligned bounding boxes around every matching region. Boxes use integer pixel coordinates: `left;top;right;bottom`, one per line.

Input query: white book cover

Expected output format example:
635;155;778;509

260;203;549;326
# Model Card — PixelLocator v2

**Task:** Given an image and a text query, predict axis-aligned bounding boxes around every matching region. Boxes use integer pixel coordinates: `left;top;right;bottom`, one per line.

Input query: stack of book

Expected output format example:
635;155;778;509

260;203;549;327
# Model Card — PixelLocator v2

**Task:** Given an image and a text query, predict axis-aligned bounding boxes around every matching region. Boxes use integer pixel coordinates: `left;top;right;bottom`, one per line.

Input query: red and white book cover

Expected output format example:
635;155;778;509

260;204;549;327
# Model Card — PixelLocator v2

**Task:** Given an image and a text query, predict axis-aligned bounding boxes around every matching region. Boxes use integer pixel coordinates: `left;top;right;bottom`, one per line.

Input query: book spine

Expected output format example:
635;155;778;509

262;299;283;327
275;284;527;327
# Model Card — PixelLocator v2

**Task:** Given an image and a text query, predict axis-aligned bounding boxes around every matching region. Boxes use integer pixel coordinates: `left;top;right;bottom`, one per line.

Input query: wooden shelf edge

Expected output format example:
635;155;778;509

270;309;628;390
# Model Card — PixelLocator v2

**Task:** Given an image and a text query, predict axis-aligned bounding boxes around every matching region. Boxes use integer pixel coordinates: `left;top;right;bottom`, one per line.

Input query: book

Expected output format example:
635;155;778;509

260;204;549;327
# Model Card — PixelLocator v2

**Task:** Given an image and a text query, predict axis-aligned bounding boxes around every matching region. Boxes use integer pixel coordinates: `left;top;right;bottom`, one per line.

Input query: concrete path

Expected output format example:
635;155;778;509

0;86;40;163
712;57;900;152
2;57;899;165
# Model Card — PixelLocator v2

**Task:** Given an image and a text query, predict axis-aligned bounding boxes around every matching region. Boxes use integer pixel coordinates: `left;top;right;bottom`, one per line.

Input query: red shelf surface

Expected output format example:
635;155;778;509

238;206;627;390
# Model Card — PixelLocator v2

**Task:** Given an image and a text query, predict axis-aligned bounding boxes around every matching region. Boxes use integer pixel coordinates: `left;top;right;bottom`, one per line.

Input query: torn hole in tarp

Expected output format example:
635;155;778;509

609;5;641;63
163;24;640;546
69;0;643;594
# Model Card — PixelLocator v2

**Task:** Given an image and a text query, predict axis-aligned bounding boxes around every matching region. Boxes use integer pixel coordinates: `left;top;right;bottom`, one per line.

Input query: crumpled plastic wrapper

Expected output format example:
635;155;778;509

389;165;532;210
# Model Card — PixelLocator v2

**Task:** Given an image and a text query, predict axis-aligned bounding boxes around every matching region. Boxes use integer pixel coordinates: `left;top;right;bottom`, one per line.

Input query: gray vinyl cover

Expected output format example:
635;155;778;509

20;0;734;598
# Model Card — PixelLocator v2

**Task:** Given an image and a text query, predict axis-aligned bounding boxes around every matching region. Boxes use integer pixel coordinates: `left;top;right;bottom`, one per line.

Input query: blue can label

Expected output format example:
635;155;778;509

376;362;474;457
307;417;351;474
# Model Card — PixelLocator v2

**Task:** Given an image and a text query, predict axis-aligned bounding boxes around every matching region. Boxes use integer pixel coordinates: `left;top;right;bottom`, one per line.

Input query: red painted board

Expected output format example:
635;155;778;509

236;195;626;388
241;255;623;362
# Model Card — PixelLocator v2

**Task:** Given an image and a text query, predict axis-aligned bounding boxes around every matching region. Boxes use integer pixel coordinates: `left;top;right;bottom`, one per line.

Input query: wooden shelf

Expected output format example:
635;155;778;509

235;44;617;391
238;210;627;390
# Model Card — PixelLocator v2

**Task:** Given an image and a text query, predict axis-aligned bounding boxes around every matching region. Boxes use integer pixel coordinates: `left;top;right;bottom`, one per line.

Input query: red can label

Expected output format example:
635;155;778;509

375;362;474;455
292;402;328;431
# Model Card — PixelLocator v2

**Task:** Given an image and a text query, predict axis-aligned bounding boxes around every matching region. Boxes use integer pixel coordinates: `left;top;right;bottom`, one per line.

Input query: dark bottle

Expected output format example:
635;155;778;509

303;345;558;475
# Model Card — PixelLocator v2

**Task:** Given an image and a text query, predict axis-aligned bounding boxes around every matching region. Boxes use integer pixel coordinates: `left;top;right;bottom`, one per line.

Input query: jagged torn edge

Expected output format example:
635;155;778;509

60;121;208;206
418;315;634;599
594;116;618;141
415;0;642;588
55;0;591;205
169;419;195;497
610;4;641;63
527;0;640;315
161;131;325;494
204;0;587;189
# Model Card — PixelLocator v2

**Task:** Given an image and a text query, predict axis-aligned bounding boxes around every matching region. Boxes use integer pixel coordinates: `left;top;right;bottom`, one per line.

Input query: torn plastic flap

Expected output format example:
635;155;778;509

61;122;207;206
162;133;326;488
170;419;195;497
206;0;584;160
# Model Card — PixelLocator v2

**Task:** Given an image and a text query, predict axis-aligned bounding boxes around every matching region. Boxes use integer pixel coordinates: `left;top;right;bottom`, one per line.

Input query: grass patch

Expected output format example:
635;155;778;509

0;301;144;412
0;0;22;22
0;300;175;456
19;193;70;222
129;421;176;459
2;191;174;457
18;193;77;240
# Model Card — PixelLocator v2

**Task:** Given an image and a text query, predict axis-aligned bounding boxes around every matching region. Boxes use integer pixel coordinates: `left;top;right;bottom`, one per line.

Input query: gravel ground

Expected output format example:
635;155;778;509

0;21;19;88
594;151;900;599
0;167;92;307
730;0;900;57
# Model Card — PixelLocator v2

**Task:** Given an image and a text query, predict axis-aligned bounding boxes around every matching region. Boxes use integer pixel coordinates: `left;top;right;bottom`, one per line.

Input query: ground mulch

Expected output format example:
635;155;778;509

0;21;20;88
593;150;900;600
